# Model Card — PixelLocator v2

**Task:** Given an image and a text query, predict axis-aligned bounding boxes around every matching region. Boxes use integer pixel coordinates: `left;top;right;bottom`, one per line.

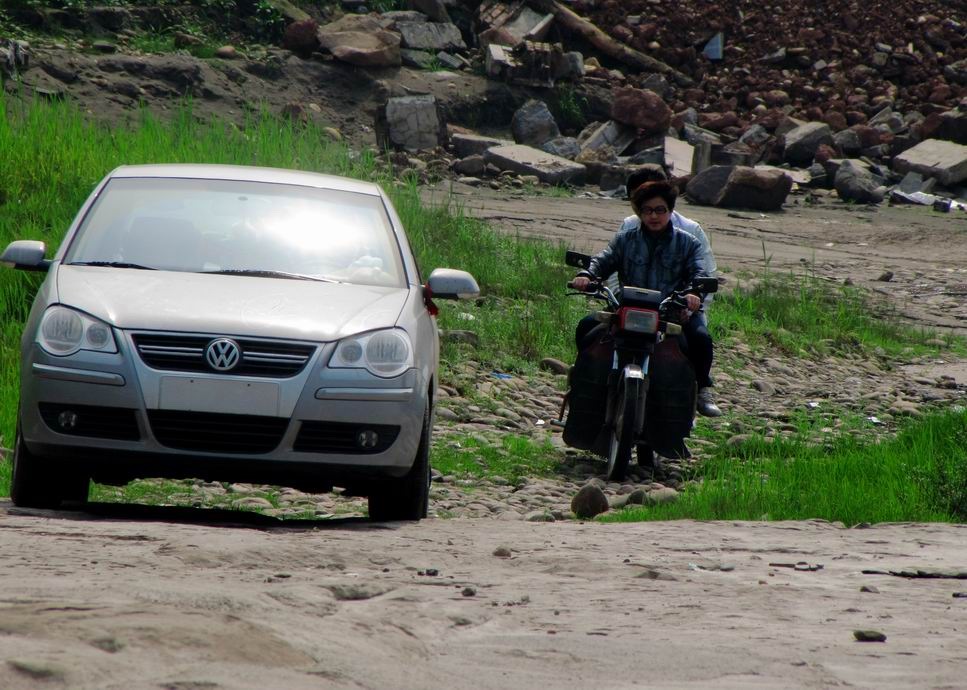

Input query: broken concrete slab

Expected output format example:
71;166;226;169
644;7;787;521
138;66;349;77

477;0;553;48
486;40;580;87
893;139;967;187
664;136;695;177
396;21;466;52
484;144;586;185
450;132;514;158
376;95;446;151
580;120;636;157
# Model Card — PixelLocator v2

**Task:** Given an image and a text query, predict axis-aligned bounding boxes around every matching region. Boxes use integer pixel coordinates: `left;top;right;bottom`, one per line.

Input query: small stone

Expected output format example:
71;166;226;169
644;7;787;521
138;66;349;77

215;45;238;59
752;380;776;395
860;585;880;594
493;546;512;558
570;484;609;519
853;630;887;642
540;357;570;375
877;270;894;282
7;660;66;680
525;510;555;522
461;586;477;597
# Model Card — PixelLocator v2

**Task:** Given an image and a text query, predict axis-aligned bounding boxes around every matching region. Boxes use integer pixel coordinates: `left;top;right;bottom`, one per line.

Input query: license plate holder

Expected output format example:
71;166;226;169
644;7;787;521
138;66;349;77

159;377;281;416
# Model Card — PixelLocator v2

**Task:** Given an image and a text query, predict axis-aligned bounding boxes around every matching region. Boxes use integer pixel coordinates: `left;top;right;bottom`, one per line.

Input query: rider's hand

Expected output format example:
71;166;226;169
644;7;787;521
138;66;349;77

571;276;591;291
685;293;701;311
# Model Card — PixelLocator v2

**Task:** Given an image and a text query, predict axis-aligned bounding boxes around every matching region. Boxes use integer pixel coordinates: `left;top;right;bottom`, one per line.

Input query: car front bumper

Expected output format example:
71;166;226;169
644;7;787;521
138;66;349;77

19;335;429;490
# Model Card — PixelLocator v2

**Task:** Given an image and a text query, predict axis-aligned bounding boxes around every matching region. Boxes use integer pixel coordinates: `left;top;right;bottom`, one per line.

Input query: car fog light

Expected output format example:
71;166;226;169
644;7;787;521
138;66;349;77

57;410;79;431
357;429;379;449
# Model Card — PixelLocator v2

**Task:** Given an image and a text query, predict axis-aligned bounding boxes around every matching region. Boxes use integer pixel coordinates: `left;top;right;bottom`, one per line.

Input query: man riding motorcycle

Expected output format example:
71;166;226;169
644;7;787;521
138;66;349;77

572;181;714;420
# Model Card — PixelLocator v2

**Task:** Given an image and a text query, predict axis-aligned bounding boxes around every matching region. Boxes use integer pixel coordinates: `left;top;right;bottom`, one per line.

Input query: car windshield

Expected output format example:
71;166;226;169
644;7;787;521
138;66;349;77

64;177;406;288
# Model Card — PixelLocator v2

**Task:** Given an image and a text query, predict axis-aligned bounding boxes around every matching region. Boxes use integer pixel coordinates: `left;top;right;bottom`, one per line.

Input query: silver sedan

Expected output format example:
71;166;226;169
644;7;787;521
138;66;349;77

2;164;479;520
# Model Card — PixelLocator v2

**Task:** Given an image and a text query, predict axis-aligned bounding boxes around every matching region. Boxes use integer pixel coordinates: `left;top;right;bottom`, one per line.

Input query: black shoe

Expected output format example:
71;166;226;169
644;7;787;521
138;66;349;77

697;387;722;417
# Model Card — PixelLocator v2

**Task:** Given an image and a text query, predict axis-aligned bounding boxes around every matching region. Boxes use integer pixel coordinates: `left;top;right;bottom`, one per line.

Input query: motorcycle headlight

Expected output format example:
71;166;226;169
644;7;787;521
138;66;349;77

37;306;118;356
330;329;413;378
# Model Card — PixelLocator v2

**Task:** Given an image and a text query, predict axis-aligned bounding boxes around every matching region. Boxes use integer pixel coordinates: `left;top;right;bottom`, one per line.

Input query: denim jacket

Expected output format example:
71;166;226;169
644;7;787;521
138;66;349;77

583;222;707;300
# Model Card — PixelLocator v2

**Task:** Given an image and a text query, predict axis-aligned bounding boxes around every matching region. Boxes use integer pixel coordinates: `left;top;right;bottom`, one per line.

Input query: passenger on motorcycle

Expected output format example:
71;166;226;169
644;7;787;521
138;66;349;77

571;181;717;417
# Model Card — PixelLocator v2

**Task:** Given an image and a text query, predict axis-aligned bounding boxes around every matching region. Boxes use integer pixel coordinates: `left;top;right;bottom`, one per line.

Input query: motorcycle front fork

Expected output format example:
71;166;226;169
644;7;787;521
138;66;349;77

605;350;650;433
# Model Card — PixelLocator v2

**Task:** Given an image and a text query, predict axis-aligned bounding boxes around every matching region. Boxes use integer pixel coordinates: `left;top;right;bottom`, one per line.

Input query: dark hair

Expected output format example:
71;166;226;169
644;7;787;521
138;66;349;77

625;164;669;198
631;180;677;214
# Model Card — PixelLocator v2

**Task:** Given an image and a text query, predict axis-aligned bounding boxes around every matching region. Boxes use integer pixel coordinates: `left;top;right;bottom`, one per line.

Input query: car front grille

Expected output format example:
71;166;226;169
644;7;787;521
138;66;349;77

294;421;400;455
39;403;141;441
132;333;315;378
147;410;289;454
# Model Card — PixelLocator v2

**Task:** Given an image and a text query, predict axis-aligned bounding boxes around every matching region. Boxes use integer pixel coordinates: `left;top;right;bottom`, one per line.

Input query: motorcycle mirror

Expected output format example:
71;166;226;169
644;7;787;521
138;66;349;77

693;276;719;294
565;250;591;269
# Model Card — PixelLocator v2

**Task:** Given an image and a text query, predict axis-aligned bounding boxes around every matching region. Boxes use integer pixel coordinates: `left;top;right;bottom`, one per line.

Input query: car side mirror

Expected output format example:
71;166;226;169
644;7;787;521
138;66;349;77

1;240;50;272
693;276;719;294
425;268;479;300
565;250;591;269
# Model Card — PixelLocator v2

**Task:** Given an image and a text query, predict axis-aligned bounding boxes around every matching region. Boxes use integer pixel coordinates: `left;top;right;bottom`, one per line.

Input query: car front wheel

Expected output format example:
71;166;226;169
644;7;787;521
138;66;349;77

368;404;430;521
11;423;89;509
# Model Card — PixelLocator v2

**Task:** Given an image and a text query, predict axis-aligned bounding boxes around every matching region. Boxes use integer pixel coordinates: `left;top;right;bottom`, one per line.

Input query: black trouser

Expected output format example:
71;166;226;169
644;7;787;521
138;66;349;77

574;312;713;388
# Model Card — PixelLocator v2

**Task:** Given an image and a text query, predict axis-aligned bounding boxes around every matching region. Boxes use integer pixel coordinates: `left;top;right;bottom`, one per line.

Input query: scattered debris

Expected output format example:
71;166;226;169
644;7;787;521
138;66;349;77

854;630;887;643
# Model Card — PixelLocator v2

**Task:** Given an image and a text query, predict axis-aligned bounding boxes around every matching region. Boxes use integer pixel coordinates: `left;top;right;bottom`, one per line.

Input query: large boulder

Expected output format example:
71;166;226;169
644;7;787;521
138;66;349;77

317;15;401;68
396;22;465;52
685;165;735;206
716;167;793;211
783;121;834;165
511;99;560;147
610;87;671;135
834;160;884;204
408;0;450;23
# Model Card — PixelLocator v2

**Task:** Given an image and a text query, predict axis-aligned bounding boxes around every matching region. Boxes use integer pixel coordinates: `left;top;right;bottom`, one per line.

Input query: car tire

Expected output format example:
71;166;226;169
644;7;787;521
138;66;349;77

368;404;431;522
11;423;89;509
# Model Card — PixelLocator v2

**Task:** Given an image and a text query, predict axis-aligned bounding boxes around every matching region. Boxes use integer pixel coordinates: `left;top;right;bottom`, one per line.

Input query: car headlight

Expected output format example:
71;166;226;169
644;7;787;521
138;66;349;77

330;328;413;378
37;306;118;356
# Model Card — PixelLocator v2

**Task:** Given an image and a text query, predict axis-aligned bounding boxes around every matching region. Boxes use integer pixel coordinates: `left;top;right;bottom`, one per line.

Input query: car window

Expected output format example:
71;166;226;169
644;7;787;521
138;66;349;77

65;177;406;288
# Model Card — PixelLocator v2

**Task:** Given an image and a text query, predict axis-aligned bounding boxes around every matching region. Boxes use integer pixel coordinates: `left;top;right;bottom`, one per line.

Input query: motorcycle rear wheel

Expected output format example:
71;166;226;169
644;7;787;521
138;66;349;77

606;378;640;481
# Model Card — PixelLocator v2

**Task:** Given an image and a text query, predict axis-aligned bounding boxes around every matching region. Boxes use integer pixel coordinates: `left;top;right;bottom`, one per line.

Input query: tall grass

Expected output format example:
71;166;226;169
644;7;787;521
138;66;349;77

605;409;967;525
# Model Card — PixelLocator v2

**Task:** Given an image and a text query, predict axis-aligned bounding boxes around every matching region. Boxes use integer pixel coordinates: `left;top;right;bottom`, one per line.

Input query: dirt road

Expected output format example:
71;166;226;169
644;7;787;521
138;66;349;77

2;502;966;690
424;183;967;336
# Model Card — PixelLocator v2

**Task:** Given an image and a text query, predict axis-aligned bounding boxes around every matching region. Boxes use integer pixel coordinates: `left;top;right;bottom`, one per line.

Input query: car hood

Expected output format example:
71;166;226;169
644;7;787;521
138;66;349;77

55;265;410;341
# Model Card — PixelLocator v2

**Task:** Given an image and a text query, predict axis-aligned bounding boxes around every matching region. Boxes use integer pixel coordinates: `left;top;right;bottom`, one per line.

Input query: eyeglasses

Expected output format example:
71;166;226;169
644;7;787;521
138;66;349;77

639;206;669;216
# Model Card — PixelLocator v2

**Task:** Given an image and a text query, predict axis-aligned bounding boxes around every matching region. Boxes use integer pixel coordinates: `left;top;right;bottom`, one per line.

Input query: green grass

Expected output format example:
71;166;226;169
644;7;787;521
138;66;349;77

712;268;966;360
604;408;967;525
432;434;563;485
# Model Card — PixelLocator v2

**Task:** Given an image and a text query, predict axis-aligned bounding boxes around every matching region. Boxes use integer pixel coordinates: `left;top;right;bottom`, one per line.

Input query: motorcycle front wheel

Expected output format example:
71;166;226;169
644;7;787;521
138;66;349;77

606;378;640;481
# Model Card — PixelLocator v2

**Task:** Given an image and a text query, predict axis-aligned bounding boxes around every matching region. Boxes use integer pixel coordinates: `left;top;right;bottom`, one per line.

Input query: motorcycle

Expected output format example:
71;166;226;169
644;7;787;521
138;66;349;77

556;250;718;481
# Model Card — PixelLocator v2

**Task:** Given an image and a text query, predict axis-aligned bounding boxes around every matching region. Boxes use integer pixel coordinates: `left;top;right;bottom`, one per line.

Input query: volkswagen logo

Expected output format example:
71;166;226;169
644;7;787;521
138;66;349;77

205;338;241;371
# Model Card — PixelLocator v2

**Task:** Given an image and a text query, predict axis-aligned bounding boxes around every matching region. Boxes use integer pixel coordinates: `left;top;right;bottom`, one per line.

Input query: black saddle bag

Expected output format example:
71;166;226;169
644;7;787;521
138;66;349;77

644;337;696;458
563;324;612;451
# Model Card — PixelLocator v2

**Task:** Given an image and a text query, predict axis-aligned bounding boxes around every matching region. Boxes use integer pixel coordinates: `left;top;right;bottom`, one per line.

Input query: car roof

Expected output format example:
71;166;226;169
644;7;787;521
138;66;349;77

108;164;382;196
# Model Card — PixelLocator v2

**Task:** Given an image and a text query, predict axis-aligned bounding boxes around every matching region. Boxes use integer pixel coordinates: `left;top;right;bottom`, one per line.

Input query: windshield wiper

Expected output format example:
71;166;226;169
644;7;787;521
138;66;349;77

201;269;340;283
69;261;157;270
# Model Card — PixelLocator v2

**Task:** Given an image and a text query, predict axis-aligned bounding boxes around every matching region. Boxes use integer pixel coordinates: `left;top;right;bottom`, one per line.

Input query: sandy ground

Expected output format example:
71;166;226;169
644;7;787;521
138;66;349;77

1;503;966;690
